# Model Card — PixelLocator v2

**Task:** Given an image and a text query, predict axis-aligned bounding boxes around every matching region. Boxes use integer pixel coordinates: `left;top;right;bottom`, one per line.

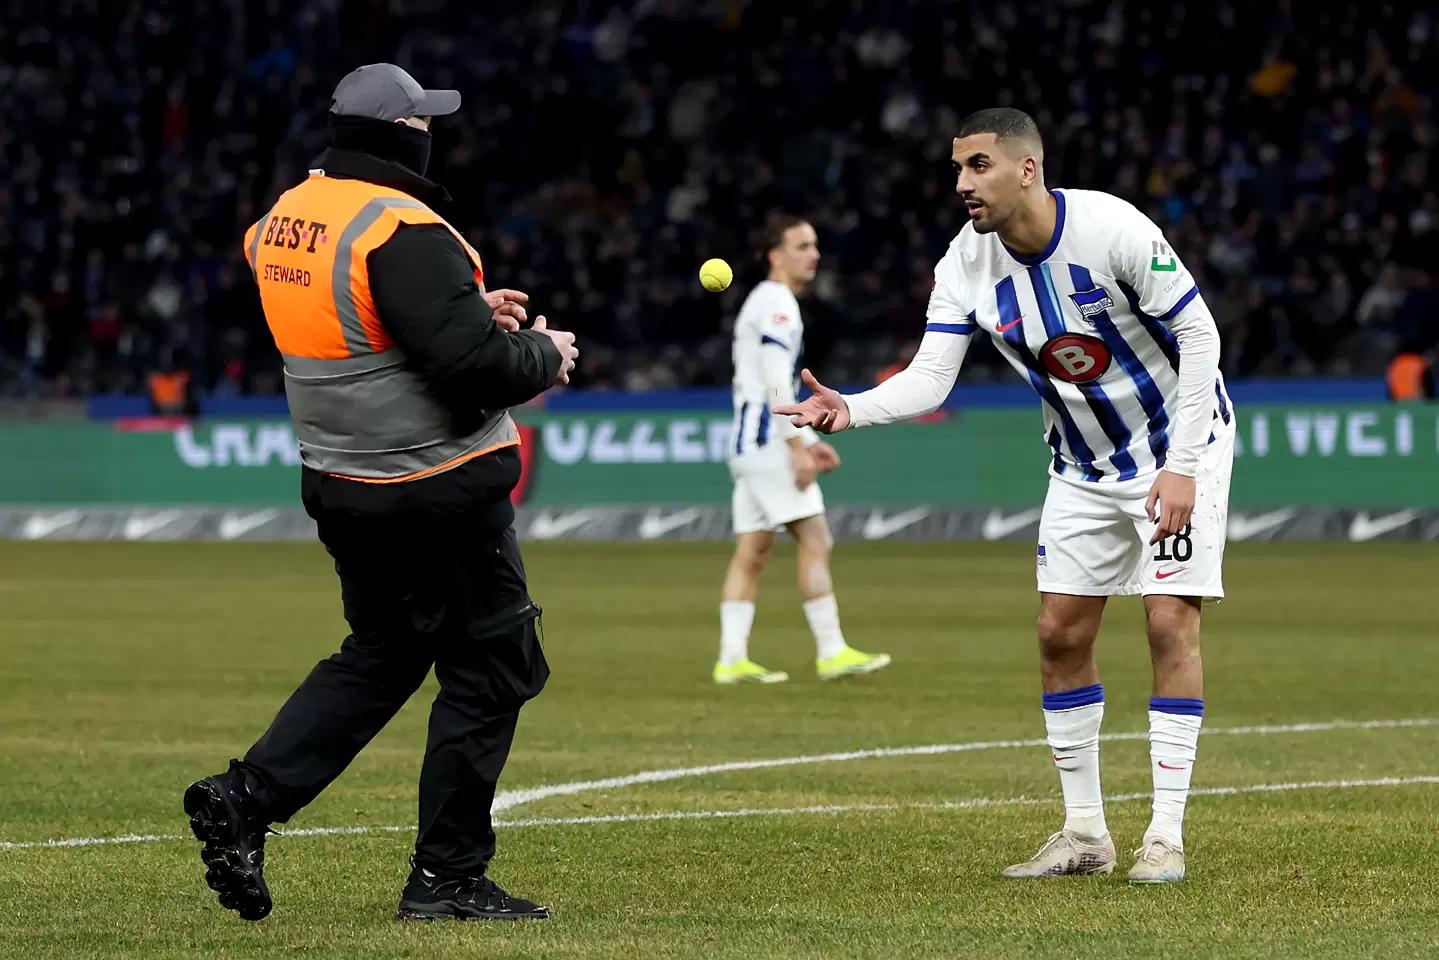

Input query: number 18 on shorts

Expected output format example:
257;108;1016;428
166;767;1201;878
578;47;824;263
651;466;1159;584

1034;428;1234;599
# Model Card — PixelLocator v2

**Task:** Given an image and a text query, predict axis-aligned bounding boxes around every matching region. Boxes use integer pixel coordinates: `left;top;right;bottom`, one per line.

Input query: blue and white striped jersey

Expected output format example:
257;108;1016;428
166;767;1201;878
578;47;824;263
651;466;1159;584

728;279;811;460
922;188;1231;481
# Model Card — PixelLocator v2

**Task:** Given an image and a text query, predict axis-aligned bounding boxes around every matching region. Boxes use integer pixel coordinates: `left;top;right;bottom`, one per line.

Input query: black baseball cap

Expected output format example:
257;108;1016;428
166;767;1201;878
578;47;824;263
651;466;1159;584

329;63;461;122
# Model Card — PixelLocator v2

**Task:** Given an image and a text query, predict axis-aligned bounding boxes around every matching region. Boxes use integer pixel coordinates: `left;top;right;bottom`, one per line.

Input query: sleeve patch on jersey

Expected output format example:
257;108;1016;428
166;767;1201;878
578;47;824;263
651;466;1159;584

760;334;788;348
771;313;791;324
1068;287;1116;319
1150;240;1178;272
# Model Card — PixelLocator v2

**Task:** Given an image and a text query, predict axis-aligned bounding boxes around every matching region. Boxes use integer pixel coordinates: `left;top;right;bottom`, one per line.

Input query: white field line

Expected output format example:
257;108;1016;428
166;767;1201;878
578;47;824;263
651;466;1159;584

495;776;1439;828
3;776;1436;850
490;717;1439;812
1;717;1434;852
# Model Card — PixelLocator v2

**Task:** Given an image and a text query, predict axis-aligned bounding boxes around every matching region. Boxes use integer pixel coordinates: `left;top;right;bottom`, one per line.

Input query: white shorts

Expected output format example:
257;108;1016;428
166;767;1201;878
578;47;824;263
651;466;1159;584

1036;426;1234;599
729;452;825;536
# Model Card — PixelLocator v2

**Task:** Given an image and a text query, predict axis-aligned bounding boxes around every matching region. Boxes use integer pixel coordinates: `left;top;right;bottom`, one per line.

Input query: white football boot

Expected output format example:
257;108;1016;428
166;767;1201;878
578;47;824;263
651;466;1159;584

1001;829;1116;878
1127;837;1186;884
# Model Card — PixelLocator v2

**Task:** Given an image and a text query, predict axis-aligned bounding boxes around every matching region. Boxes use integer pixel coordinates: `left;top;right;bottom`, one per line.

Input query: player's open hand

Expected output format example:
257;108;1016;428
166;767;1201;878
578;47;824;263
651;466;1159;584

1146;470;1196;545
810;440;841;473
485;288;529;332
774;370;851;434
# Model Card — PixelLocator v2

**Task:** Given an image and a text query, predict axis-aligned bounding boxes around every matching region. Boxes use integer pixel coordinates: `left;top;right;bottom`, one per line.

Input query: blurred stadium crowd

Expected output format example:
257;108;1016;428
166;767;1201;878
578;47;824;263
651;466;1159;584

1;0;1435;399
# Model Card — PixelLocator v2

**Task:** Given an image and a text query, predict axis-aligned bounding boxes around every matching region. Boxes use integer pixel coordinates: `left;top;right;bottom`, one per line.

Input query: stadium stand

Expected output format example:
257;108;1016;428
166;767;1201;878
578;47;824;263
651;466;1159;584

1;0;1435;399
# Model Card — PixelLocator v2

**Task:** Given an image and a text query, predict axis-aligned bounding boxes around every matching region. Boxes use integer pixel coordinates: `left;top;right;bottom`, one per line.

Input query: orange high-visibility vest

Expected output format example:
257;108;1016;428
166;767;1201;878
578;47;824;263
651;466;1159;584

148;370;190;412
1387;353;1430;401
243;173;518;482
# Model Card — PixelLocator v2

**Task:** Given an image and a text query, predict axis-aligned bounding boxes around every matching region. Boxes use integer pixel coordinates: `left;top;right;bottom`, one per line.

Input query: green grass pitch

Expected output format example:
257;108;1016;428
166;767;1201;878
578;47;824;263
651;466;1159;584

1;539;1436;959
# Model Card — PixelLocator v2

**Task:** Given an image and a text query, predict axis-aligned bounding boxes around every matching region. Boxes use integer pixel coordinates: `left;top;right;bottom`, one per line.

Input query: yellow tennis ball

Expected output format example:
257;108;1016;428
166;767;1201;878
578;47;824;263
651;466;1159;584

698;258;733;293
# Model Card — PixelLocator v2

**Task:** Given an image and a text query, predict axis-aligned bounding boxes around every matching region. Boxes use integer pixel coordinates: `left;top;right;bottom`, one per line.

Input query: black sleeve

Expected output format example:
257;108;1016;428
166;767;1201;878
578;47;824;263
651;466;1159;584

367;223;562;413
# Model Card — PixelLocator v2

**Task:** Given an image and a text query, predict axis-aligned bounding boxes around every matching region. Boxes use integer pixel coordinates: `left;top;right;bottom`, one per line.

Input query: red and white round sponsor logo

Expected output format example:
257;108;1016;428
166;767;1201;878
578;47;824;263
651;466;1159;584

1040;334;1112;384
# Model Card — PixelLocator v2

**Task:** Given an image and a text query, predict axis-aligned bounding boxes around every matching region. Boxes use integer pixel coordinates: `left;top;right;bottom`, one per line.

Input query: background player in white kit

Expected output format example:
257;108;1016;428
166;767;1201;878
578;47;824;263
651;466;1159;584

715;215;892;685
779;110;1234;883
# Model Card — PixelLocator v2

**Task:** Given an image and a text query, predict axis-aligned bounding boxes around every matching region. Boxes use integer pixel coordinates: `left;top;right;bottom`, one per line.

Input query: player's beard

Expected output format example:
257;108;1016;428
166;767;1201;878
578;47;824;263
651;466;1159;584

969;207;1004;234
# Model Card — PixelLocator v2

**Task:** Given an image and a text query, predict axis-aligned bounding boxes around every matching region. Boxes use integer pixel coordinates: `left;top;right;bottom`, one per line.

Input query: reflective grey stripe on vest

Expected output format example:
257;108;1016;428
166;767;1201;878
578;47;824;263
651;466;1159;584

280;341;520;480
331;196;427;356
272;195;513;482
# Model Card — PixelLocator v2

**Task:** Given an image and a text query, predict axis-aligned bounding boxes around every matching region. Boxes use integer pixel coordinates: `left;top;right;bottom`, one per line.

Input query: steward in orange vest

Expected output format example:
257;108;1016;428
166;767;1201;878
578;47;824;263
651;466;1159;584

185;64;574;925
1387;349;1435;401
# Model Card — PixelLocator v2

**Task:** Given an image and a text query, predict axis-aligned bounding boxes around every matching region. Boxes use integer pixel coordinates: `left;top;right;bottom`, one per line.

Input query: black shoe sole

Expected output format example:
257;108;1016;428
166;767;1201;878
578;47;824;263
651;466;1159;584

395;901;550;922
183;778;273;922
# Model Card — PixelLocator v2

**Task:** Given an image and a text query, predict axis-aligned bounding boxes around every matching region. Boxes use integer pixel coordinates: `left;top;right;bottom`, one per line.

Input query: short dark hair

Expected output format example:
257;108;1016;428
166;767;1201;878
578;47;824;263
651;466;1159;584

760;213;810;256
958;107;1043;149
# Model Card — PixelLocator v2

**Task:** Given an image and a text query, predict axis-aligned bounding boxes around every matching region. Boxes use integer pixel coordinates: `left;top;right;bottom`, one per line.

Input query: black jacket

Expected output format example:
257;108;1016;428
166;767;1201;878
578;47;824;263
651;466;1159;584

294;118;562;532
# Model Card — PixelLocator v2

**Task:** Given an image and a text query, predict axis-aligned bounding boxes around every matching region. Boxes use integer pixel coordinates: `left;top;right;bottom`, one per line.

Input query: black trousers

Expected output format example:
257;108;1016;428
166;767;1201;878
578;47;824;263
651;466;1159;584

236;513;549;876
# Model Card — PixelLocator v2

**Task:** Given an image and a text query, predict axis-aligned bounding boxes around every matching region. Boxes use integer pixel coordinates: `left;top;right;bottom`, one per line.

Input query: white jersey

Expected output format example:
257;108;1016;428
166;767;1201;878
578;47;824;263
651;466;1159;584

728;279;809;459
921;188;1231;481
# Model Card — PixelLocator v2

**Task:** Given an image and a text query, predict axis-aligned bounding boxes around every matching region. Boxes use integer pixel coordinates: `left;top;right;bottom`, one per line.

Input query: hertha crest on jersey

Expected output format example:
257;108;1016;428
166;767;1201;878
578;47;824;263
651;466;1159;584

1069;287;1116;322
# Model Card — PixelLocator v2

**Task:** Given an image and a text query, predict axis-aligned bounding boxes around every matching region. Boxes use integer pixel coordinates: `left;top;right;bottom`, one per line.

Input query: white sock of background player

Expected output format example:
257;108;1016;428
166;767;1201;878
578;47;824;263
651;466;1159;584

718;601;755;666
803;594;848;661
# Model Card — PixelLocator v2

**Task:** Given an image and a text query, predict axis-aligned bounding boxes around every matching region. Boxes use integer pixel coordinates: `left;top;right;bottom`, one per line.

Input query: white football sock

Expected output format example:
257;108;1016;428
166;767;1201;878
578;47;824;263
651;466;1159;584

1146;699;1204;850
802;594;848;660
718;601;754;666
1042;684;1107;839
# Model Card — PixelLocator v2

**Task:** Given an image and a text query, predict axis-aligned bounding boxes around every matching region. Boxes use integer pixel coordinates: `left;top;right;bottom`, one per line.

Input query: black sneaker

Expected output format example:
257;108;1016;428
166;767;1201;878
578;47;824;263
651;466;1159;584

396;863;550;921
182;769;274;921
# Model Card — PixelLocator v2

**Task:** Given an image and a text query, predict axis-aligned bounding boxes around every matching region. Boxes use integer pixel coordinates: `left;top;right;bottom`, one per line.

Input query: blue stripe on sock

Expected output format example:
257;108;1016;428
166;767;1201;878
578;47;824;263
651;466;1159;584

1149;696;1204;716
1043;683;1105;711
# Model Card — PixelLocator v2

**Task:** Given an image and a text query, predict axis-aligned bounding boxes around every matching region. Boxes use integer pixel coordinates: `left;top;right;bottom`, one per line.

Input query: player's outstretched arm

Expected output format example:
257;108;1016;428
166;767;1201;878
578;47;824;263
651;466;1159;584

777;330;970;433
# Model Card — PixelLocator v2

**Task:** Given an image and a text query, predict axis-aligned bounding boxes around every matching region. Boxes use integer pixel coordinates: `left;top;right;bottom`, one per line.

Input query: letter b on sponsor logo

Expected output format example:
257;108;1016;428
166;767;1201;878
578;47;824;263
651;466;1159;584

1040;334;1112;384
